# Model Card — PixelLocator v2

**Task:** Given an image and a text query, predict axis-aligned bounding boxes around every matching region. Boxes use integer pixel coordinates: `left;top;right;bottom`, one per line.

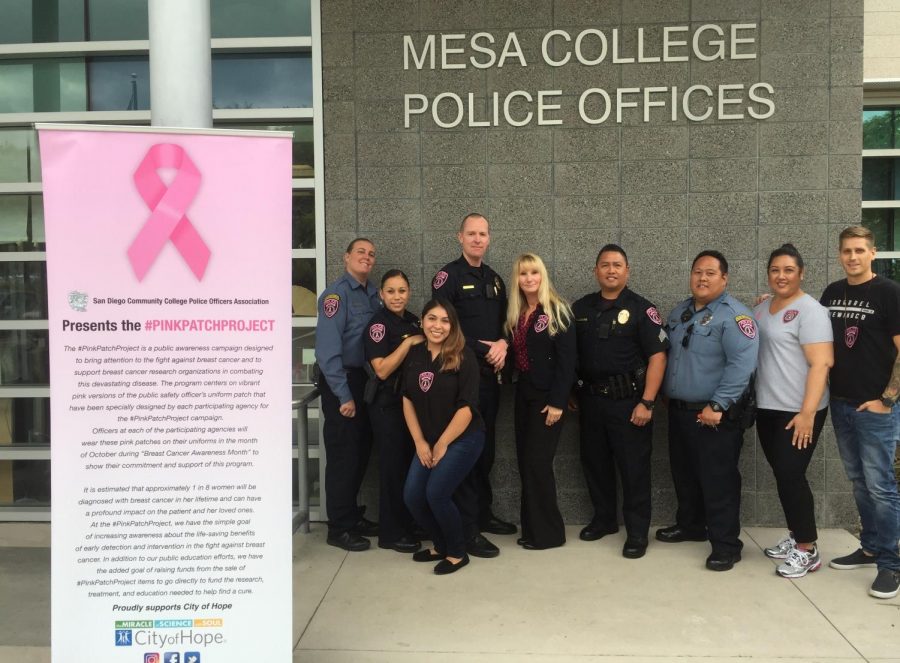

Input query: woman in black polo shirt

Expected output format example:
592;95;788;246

506;253;576;550
364;269;425;554
402;298;485;575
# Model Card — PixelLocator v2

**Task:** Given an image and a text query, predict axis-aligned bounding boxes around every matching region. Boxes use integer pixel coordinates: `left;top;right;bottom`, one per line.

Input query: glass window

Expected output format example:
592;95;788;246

863;108;898;150
0;397;50;445
862;158;900;201
0;195;46;252
87;57;150;111
0;59;87;113
87;0;148;41
212;0;311;37
863;209;900;252
0;262;48;320
874;258;900;284
212;54;312;109
292;258;316;317
0;129;41;183
293;191;315;249
292;328;316;384
215;123;314;177
0;0;85;44
0;331;50;386
0;459;50;506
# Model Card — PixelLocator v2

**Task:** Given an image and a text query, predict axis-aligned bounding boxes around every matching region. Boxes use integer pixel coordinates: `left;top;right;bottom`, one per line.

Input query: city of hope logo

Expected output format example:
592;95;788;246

115;629;133;646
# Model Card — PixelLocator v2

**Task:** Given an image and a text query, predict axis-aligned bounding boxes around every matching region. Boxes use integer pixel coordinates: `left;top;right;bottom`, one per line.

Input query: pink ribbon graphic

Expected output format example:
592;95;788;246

128;144;210;281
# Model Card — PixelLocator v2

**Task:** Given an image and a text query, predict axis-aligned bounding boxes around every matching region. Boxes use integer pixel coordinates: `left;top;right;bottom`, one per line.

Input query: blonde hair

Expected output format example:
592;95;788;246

505;253;572;338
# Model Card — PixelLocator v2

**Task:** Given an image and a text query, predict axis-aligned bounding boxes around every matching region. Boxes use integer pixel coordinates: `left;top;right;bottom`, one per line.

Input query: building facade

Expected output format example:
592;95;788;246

1;0;898;529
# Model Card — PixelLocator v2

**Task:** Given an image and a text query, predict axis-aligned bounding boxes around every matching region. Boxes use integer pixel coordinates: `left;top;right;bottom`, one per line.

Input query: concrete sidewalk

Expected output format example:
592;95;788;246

2;524;898;662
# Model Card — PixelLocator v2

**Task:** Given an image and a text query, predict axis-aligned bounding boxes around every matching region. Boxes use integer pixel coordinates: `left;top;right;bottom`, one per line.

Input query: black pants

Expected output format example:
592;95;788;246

756;407;828;543
515;379;566;548
579;392;652;540
320;368;372;536
370;392;417;545
668;407;743;554
455;373;500;537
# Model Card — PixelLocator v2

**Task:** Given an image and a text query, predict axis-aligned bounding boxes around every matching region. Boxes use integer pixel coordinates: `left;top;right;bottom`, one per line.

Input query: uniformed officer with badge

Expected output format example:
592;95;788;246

657;250;759;571
432;212;515;559
315;238;382;551
572;244;669;559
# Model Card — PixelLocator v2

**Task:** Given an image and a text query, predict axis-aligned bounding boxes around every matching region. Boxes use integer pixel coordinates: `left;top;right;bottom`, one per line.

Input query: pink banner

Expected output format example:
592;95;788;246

39;125;293;663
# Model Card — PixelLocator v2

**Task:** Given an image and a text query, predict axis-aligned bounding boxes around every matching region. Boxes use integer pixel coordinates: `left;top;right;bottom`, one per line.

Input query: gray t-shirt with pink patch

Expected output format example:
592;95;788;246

753;293;833;412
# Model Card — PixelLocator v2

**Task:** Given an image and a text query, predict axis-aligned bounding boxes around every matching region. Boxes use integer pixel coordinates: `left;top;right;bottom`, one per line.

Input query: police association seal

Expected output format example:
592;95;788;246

534;314;549;333
369;323;385;342
419;371;434;392
68;291;88;312
322;293;340;318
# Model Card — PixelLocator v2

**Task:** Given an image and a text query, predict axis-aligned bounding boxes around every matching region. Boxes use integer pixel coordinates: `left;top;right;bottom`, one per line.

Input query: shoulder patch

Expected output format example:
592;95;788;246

735;314;756;339
646;306;661;325
369;323;385;342
534;314;549;333
782;309;799;323
433;270;449;289
322;294;340;318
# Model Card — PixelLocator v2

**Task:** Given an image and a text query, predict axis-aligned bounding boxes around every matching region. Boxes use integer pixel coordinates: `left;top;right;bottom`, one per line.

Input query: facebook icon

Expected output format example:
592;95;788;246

163;654;180;663
114;630;132;646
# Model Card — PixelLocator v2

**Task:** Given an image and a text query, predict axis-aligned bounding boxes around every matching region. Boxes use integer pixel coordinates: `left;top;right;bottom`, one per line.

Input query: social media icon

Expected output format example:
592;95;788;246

144;654;160;663
184;654;201;663
164;653;180;663
114;630;132;646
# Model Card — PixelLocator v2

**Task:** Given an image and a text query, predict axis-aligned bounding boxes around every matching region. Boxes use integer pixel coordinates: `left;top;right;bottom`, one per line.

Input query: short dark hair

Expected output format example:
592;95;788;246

346;237;374;254
691;250;728;274
459;213;488;232
767;243;804;271
380;269;410;288
595;243;628;266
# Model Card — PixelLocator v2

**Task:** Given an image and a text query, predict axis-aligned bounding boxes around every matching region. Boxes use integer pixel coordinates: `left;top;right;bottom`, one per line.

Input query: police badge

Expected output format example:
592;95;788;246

369;323;385;342
534;314;549;333
419;371;435;392
68;291;88;312
845;326;859;348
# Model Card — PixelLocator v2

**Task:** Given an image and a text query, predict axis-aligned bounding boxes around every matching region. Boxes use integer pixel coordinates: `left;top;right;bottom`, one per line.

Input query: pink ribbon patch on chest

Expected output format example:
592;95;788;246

128;143;211;281
419;371;434;392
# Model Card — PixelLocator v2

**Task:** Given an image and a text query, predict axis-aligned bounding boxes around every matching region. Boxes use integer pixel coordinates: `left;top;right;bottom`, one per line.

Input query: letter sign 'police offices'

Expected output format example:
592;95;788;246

403;24;775;128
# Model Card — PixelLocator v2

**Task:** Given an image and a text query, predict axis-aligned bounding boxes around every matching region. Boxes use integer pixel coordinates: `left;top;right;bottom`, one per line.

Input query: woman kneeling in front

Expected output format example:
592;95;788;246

402;298;485;575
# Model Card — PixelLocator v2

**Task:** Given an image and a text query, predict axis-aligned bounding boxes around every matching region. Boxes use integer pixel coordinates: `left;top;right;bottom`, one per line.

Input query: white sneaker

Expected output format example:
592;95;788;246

764;534;796;560
776;547;822;579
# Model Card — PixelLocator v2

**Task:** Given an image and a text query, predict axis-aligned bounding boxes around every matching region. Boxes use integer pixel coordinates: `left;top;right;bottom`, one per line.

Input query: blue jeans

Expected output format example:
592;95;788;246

830;399;900;571
403;430;485;559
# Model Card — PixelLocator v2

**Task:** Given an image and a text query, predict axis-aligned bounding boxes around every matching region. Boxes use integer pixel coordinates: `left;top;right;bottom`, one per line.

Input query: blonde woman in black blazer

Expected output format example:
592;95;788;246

506;253;576;550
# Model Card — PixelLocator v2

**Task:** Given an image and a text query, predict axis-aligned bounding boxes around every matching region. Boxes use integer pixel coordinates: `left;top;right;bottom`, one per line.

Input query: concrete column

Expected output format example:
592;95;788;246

148;0;212;128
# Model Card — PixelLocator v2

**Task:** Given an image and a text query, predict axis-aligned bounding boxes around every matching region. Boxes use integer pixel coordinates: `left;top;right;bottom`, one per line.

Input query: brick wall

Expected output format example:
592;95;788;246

320;0;864;528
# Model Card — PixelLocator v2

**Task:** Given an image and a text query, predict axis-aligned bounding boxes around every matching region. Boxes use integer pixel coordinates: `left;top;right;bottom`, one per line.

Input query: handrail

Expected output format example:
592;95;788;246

292;387;319;534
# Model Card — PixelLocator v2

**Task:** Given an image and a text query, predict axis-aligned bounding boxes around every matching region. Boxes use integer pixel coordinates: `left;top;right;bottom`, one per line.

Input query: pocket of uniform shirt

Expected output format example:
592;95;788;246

689;324;717;345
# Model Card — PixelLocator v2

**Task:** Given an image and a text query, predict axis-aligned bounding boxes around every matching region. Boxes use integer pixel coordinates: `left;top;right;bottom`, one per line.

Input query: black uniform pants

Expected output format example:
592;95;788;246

756;407;828;544
668;407;744;554
369;392;417;545
455;373;500;537
515;379;566;547
320;368;372;536
579;392;652;540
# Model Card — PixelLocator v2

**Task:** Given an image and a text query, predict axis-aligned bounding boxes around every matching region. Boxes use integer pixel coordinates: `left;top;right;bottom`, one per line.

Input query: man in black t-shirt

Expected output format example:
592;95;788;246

820;226;900;600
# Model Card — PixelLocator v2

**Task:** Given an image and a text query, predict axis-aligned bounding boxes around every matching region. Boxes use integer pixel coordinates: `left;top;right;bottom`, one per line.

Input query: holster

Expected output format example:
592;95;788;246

726;373;757;430
362;363;379;405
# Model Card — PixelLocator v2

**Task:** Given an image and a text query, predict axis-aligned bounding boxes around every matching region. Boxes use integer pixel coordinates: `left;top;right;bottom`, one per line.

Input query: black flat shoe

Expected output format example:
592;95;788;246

379;535;421;553
326;531;370;552
622;538;648;559
466;533;500;558
579;523;619;541
516;537;531;546
412;548;443;562
706;551;741;572
434;555;469;575
351;516;379;537
655;525;707;543
480;514;517;535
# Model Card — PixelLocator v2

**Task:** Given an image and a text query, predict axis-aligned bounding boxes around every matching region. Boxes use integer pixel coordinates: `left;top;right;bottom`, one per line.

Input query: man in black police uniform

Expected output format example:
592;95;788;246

315;238;381;551
432;212;515;558
572;244;669;559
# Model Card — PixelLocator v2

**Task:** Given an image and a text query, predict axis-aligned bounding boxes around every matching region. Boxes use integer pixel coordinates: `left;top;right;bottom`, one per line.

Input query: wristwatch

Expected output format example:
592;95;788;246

640;398;656;410
708;401;724;413
880;394;897;408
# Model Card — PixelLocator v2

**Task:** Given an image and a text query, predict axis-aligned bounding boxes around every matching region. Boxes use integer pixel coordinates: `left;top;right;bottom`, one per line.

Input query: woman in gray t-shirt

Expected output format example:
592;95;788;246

753;243;833;580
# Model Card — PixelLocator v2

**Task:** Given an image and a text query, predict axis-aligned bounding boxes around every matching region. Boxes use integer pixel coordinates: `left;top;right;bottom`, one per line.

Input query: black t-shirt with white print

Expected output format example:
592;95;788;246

821;276;900;403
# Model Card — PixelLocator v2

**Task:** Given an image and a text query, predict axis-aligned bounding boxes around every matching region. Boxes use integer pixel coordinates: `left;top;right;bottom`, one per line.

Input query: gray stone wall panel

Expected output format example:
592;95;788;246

690;192;759;227
621;160;686;194
622;126;688;161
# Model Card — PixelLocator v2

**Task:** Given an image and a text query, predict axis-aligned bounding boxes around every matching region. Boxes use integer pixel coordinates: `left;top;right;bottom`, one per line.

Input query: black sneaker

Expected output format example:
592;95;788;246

829;548;878;570
869;568;900;599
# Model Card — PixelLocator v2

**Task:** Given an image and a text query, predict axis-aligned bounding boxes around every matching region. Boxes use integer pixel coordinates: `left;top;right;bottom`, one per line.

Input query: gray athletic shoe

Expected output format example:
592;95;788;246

764;534;796;560
776;547;822;578
829;548;878;570
869;568;900;599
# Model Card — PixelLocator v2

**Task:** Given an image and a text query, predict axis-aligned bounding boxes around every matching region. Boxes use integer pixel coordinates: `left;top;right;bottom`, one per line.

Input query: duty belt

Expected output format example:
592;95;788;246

581;372;638;400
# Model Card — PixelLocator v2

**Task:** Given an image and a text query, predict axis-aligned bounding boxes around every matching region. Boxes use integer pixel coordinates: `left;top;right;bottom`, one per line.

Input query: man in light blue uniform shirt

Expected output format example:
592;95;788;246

657;250;758;571
315;238;381;551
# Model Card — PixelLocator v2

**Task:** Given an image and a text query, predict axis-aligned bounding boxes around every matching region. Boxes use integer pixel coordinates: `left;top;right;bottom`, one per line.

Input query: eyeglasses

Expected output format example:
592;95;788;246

682;323;695;348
